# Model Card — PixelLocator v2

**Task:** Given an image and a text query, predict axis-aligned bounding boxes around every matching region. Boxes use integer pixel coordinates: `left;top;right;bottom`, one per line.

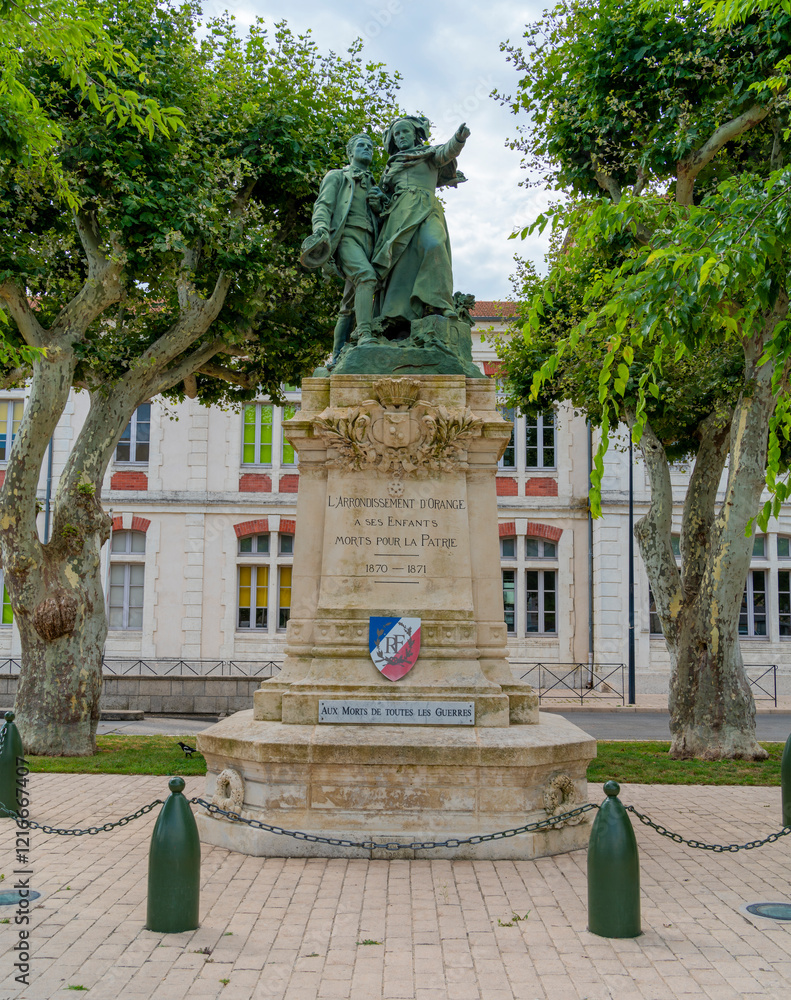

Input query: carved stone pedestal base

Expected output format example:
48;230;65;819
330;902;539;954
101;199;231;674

196;711;596;859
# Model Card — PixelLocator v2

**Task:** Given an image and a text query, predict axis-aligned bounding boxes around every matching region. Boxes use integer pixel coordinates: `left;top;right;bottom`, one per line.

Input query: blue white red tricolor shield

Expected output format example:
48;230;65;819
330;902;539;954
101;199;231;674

369;616;421;681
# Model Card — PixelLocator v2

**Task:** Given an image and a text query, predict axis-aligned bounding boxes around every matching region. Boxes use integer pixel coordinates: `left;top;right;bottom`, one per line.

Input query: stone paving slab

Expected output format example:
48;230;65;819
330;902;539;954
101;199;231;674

1;777;790;999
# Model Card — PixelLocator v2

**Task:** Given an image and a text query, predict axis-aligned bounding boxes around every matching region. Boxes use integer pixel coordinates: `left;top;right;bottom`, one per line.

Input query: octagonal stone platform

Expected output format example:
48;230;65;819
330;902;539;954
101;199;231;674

196;710;596;860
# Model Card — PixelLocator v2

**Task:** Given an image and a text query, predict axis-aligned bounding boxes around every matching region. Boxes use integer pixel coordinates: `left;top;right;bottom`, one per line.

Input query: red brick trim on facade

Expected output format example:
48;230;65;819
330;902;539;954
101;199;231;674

279;518;296;535
0;471;5;488
110;470;148;491
111;516;151;533
525;477;558;497
483;361;506;377
525;521;562;542
498;521;516;538
234;518;269;539
279;474;299;493
495;477;518;496
239;473;272;493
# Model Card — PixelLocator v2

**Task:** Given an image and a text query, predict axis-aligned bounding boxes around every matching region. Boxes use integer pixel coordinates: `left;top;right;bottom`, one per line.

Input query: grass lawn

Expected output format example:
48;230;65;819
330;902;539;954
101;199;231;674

27;736;207;776
21;736;786;785
589;741;783;786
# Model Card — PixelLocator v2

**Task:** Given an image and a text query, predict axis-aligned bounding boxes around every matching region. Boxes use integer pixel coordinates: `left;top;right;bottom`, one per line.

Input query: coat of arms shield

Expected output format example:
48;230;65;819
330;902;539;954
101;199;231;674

369;616;421;681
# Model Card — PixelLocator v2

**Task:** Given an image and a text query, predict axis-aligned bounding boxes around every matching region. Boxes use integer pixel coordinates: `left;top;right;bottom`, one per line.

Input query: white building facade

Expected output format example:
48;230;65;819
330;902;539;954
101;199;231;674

0;302;789;700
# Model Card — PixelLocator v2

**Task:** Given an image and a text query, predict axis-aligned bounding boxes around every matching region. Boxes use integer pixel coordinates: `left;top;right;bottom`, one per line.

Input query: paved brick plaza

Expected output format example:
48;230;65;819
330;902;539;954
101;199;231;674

1;776;790;999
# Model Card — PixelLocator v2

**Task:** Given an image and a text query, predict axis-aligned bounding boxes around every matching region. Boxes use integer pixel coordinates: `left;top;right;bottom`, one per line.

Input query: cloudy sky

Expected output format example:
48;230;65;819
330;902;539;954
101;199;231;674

202;0;552;302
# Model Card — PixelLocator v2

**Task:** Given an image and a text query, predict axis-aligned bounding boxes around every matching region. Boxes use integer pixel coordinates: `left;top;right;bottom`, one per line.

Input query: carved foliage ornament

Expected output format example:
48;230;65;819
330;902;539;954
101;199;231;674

212;767;245;817
542;773;585;829
314;378;482;474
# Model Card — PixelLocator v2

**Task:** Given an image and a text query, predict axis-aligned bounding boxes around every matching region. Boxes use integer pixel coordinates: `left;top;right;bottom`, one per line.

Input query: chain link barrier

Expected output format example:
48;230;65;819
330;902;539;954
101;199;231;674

625;804;791;852
2;775;790;853
0;799;164;835
191;797;598;851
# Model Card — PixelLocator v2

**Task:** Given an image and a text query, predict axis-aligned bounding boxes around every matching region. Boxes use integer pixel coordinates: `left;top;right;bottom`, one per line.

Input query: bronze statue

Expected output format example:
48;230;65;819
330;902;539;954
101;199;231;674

301;134;383;365
372;116;470;332
302;119;483;378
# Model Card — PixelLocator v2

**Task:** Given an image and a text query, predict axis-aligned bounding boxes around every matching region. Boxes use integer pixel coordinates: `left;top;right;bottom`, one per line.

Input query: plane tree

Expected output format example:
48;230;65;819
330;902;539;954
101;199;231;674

0;0;401;754
498;0;791;758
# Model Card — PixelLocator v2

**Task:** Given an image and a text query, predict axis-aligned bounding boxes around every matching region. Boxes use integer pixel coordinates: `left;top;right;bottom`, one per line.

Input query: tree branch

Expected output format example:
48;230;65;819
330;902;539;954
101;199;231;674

594;169;622;203
680;408;732;599
145;337;227;397
137;270;233;373
630;415;682;640
0;283;46;348
771;116;784;172
197;361;256;389
50;214;125;340
0;367;29;391
632;166;648;198
594;165;652;243
676;103;773;206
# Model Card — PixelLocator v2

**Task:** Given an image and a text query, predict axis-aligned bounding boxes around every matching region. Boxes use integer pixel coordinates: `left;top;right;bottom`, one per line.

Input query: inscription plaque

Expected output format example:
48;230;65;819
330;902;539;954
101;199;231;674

318;699;475;725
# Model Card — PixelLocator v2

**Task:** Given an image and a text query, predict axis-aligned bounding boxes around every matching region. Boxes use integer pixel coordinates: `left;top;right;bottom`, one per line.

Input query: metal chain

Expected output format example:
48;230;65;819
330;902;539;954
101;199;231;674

626;805;791;852
191;797;598;851
0;799;164;835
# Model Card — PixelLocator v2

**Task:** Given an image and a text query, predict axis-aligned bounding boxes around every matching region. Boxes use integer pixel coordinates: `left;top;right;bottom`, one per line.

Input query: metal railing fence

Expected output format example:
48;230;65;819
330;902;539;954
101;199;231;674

515;662;625;705
515;662;778;706
0;658;283;678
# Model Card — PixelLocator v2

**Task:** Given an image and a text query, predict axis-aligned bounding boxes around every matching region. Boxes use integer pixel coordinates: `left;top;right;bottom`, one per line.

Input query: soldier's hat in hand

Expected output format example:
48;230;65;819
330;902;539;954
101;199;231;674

300;232;332;270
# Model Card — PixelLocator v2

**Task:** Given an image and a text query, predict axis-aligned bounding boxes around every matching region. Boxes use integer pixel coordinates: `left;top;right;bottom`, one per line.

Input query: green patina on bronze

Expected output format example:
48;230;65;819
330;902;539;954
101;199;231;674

305;115;483;377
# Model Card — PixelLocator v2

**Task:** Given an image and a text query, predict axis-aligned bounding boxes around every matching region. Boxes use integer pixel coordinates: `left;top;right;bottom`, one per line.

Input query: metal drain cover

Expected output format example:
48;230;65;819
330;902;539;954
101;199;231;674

0;890;40;906
745;902;791;921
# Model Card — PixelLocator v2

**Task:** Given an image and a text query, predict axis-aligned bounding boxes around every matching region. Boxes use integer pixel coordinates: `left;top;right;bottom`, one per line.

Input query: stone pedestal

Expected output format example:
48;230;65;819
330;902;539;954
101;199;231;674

197;375;596;859
197;711;595;859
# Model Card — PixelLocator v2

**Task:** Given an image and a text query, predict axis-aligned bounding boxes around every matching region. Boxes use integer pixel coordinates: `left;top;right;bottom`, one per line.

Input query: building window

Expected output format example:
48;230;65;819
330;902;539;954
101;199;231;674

239;533;269;555
500;536;516;559
108;530;145;630
503;569;516;634
242;403;274;465
499;405;516;469
236;529;295;633
281;404;298;465
779;570;791;638
648;586;662;636
526;411;555;469
525;537;556;558
116;404;151;463
278;566;292;629
526;570;556;634
238;565;268;629
0;570;11;626
753;534;766;557
739;570;767;637
778;536;791;559
0;400;23;462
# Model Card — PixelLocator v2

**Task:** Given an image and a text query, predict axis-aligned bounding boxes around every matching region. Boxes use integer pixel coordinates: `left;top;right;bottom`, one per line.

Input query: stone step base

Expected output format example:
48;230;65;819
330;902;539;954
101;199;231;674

196;709;596;859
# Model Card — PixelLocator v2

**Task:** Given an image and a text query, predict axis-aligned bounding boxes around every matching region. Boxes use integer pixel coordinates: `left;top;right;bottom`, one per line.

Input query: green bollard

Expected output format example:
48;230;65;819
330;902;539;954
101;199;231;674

587;780;641;938
782;733;791;828
0;712;25;817
146;777;200;933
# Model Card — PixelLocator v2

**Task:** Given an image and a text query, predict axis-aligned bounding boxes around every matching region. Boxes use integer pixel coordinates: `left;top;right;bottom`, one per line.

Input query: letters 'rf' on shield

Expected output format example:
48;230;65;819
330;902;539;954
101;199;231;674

369;616;421;681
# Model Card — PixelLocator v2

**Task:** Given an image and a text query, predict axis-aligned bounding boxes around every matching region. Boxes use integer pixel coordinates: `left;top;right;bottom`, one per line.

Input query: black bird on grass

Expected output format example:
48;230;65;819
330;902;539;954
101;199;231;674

178;740;198;758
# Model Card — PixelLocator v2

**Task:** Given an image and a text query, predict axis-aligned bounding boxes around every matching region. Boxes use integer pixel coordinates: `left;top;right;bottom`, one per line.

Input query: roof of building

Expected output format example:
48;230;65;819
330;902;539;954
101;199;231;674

471;300;518;320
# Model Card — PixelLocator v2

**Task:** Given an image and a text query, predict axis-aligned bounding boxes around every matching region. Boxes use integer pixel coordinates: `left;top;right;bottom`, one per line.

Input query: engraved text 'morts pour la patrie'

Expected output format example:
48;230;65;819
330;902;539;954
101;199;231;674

369;616;421;680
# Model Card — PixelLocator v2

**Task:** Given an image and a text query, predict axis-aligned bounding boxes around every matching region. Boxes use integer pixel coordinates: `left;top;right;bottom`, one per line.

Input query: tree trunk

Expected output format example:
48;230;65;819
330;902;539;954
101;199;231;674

632;401;768;761
14;527;108;756
667;598;764;760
